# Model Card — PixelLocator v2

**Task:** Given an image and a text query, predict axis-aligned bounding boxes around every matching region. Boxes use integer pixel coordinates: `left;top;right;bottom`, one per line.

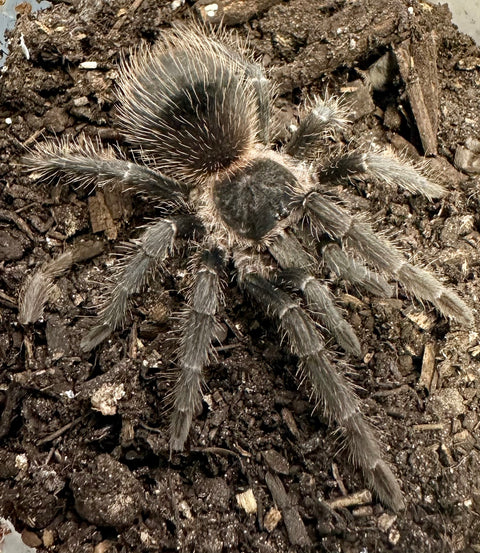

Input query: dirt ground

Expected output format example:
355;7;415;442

1;0;480;551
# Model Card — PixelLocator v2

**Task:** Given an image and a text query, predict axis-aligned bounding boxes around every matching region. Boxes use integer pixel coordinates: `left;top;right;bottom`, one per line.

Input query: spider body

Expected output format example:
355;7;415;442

212;155;299;241
23;25;473;513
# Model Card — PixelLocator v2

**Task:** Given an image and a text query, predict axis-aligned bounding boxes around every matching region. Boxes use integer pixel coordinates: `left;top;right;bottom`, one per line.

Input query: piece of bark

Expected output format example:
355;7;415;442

394;35;439;155
260;0;412;94
88;191;118;239
418;342;437;392
265;472;311;547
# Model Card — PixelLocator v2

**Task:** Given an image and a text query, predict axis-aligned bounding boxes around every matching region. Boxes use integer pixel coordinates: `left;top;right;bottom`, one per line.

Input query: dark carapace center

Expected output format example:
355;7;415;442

213;158;298;241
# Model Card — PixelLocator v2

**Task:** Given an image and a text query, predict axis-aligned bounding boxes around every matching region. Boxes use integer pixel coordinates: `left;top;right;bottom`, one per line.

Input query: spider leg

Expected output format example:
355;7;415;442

270;227;392;297
268;232;362;356
276;267;362;357
81;217;183;352
285;96;347;160
319;150;446;200
170;247;225;451
241;61;272;145
240;270;404;511
213;37;272;145
25;137;186;201
19;241;104;325
304;191;473;325
321;241;393;297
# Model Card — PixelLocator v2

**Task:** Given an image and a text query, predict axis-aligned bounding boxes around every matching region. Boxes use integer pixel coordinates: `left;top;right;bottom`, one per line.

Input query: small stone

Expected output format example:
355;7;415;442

430;388;466;418
15;453;28;471
454;145;480;174
383;104;402;130
389;527;401;545
73;96;89;107
340;79;375;120
465;137;480;152
453;429;475;453
43;107;71;133
147;302;170;324
94;540;115;553
79;61;98;69
0;229;29;261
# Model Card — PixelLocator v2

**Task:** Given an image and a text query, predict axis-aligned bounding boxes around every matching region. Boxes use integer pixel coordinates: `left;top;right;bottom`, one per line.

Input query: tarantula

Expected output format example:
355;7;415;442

22;25;473;512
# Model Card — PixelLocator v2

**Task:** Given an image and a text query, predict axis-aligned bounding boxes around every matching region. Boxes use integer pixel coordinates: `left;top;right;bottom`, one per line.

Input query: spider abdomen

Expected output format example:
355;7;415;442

117;31;259;184
212;157;298;241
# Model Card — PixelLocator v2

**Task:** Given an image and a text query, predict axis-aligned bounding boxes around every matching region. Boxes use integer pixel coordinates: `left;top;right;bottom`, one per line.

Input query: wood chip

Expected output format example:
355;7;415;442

377;512;397;533
352;505;374;517
394;36;439;155
236;489;257;514
418;342;436;391
263;507;282;532
412;423;444;431
404;307;436;331
281;408;300;440
265;472;311;547
331;463;348;496
262;449;290;475
265;0;411;94
326;489;372;510
88;191;118;239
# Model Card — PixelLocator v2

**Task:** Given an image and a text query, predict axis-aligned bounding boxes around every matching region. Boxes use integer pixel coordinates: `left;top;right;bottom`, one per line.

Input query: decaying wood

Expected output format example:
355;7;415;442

418;342;437;392
326;489;372;510
394;34;439;155
260;0;412;93
265;472;311;547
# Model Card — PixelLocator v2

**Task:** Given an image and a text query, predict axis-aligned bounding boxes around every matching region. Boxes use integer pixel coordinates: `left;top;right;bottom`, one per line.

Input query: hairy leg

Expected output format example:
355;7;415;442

285;96;348;160
268;231;362;356
24;136;186;200
81;218;179;351
241;270;404;511
276;267;362;357
19;241;104;325
170;247;225;451
321;241;393;297
244;62;272;145
304;191;473;325
319;150;445;200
